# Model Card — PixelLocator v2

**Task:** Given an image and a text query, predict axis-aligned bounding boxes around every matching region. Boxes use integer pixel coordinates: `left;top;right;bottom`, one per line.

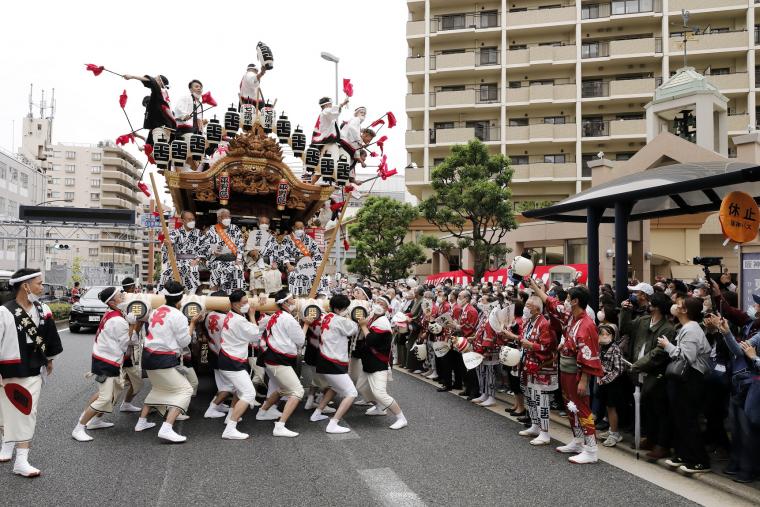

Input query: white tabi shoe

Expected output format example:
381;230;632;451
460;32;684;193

158;423;187;443
86;416;114;430
320;406;336;415
12;449;39;478
71;424;94;442
310;409;329;422
134;418;156;432
479;396;496;407
0;441;15;462
222;422;249;440
530;432;551;446
427;375;439;381
353;398;372;406
303;396;317;410
519;425;541;437
568;446;598;464
389;415;408;430
556;438;584;454
120;401;141;413
365;406;388;416
471;394;488;403
255;407;280;421
326;419;351;434
175;413;190;421
217;403;230;413
273;421;299;438
204;404;226;419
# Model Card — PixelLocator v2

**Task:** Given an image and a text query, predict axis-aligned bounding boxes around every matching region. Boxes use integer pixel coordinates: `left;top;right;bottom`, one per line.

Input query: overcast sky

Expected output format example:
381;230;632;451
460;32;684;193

1;0;408;198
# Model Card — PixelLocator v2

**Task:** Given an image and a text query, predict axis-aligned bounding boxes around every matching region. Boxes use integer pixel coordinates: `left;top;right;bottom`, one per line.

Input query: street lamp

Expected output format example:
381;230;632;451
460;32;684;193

320;51;340;104
24;199;73;268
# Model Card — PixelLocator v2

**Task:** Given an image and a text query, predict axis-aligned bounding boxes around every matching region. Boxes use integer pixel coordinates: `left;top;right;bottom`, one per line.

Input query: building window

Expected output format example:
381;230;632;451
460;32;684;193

479;83;498;102
544;154;566;164
8;200;16;218
479;47;498;66
0;198;5;216
88;234;98;240
433;158;446;166
581;154;596;177
90;193;100;201
91;179;101;188
65;165;76;173
64;192;75;200
616;112;644;120
0;163;6;180
20;173;29;189
709;68;730;75
439;85;466;92
480;10;498;28
616;152;635;161
530;79;554;86
9;168;18;182
90;166;102;174
510;155;529;165
52;164;61;172
91;153;102;161
48;191;60;199
508;81;522;88
509;118;529;127
434;122;455;130
611;0;653;15
440;13;466;31
89;248;99;256
509;44;527;50
65;151;76;160
544;116;565;124
65;178;75;186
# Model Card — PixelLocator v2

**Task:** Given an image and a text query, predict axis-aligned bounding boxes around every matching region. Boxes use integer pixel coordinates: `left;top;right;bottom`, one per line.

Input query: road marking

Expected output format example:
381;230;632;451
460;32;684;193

357;467;426;507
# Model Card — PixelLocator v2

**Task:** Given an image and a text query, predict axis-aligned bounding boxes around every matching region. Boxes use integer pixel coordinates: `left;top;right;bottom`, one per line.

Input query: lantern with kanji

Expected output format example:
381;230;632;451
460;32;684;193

224;105;240;138
189;134;205;162
217;169;231;205
170;139;188;169
304;146;320;175
262;103;275;134
276;178;290;211
320;152;335;184
257;41;274;70
153;141;171;170
291;127;306;158
241;103;255;131
719;191;760;244
206;117;222;151
336;154;350;186
276;113;291;144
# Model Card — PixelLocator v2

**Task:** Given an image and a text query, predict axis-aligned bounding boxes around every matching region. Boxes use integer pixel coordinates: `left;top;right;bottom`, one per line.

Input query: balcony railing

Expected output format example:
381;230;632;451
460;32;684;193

428;125;501;144
581;119;646;137
430;87;501;107
430;50;500;70
582;37;662;58
431;11;500;33
581;81;609;98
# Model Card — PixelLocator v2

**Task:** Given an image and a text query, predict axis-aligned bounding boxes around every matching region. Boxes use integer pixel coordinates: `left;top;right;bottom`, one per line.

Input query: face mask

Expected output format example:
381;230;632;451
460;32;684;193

522;307;531;320
372;304;384;315
564;301;572;313
597;310;605;322
599;334;613;346
436;297;444;303
664;288;672;296
26;286;39;304
239;304;250;314
185;221;196;230
259;223;269;231
117;302;128;312
749;305;758;320
693;289;702;298
477;303;484;311
221;218;231;227
294;229;304;238
670;304;679;317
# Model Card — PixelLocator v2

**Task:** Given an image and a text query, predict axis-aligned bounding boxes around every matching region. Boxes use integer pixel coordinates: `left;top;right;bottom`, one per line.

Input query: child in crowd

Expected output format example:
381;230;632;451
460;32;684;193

596;323;625;447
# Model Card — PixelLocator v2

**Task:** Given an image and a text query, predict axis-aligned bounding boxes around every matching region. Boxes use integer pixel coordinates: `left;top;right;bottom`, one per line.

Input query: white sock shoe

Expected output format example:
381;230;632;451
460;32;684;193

0;441;15;462
13;448;40;478
568;445;598;464
120;401;141;412
556;438;584;454
326;418;351;434
479;396;496;407
273;421;299;438
72;423;94;442
530;431;551;446
256;407;280;421
365;405;388;416
217;403;230;413
157;422;187;443
389;413;408;430
134;417;156;432
222;421;249;440
304;395;317;410
471;394;488;403
86;416;114;430
204;403;226;419
519;425;541;437
321;406;336;414
310;409;329;422
175;413;190;421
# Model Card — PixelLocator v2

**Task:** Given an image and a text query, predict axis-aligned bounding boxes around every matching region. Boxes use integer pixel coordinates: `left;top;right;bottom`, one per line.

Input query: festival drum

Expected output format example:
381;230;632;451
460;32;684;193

462;351;484;370
432;340;451;358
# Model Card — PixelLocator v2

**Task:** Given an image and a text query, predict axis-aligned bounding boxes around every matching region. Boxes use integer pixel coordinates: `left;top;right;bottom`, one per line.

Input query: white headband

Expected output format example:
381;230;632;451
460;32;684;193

9;272;42;286
276;293;293;305
122;281;135;287
161;288;184;297
104;289;120;304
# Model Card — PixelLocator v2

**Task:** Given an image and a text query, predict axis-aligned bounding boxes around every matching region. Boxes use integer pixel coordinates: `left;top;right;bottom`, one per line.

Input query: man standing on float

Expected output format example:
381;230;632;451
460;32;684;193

205;208;245;292
160;210;208;294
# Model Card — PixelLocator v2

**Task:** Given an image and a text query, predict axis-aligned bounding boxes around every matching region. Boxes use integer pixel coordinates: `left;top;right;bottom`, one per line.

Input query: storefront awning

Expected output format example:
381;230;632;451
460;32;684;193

425;269;473;285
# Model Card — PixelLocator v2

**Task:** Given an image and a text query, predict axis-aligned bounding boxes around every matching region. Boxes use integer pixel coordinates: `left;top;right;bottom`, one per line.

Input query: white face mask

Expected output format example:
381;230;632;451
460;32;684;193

259;223;269;231
221;218;231;227
664;288;672;296
372;304;384;315
599;333;613;345
117;302;128;312
597;310;605;322
522;307;530;320
185;221;196;230
436;297;444;303
670;304;680;317
294;229;304;238
26;286;40;304
564;301;572;313
748;305;758;320
239;304;250;314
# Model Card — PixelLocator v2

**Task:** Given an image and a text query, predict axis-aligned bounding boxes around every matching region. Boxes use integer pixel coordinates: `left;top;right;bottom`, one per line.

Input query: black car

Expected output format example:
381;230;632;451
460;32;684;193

69;286;110;333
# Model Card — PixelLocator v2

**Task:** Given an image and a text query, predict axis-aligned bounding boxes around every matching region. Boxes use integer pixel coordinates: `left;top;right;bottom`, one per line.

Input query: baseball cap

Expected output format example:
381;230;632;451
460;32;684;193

627;282;654;296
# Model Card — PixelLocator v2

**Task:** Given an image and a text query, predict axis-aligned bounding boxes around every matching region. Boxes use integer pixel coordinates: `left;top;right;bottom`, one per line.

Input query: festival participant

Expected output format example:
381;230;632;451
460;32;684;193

311;96;349;147
454;290;479;399
288;221;327;296
174;79;206;141
309;295;359;434
239;63;267;111
256;290;314;437
218;290;265;440
134;281;200;443
0;269;63;477
72;287;134;442
509;295;557;446
160;210;208;293
205;208;245;292
302;298;327;411
245;216;277;294
530;279;603;464
123;73;176;152
339;107;375;166
119;277;145;413
355;295;408;430
203;290;233;419
470;296;502;408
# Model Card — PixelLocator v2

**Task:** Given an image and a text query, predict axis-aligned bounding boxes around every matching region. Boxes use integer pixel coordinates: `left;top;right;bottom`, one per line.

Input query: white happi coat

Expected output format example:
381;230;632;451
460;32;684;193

205;224;245;292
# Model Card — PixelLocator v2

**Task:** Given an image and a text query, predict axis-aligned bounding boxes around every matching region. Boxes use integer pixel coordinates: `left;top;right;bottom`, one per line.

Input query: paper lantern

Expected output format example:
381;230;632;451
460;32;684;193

217;170;231;205
257;41;274;70
170;139;188;169
718;190;760;244
276;179;290;211
224;105;240;138
153;141;170;170
291;127;306;158
276;113;291;144
336;154;350;187
189;134;205;162
241;104;255;131
262;104;275;134
320;153;335;184
304;146;320;174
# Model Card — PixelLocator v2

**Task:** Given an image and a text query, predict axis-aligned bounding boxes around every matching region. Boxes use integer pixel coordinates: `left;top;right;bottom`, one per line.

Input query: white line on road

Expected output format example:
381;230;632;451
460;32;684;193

357;467;427;507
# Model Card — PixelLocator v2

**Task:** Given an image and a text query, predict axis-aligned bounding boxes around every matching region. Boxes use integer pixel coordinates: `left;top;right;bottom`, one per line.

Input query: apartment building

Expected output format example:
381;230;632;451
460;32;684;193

406;0;760;213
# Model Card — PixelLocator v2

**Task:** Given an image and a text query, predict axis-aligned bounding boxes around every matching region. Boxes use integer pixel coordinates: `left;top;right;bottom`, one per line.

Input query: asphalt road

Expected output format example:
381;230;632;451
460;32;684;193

0;329;698;507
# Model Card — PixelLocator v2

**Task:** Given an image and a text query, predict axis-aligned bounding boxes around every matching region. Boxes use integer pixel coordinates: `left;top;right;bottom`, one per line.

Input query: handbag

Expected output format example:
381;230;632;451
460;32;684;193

664;357;689;378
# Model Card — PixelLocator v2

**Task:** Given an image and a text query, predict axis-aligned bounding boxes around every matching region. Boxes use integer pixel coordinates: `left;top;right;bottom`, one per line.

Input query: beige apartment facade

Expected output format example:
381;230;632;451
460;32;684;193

406;0;760;280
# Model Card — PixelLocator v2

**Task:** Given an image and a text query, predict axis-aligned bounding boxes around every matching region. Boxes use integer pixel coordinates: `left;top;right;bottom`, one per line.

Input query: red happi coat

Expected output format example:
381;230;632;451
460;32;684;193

545;297;603;377
472;313;504;354
520;313;557;381
457;304;479;338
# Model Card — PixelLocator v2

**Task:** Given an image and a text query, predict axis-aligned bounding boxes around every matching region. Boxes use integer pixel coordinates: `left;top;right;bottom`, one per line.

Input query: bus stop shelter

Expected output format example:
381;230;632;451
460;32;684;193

522;161;760;311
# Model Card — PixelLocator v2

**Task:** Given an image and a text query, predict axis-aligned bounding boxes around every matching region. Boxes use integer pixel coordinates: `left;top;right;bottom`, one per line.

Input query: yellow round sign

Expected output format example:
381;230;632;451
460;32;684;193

719;191;760;243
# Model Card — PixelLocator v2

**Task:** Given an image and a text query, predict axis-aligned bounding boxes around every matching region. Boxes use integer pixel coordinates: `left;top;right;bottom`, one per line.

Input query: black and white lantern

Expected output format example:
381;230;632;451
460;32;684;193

153;141;170;170
262;103;275;134
189;134;205;162
171;139;188;168
241;104;255;131
224;105;240;138
276;113;291;144
336;154;350;186
291;127;306;158
257;41;274;70
304;146;320;174
206;117;222;151
319;152;335;184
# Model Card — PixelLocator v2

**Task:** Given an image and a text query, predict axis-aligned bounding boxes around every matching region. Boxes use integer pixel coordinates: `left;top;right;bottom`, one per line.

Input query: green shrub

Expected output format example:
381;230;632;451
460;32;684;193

48;302;71;321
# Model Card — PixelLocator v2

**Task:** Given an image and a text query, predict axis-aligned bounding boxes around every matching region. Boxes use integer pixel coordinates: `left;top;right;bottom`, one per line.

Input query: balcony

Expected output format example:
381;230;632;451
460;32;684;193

406;57;425;74
506;82;575;103
406;93;425;110
669;0;744;11
669;30;747;54
704;72;748;92
405;164;426;184
431;50;500;71
431;126;500;144
432;87;500;108
581;119;646;138
431;11;500;34
728;113;751;132
406;130;425;146
583;37;662;59
508;6;575;28
407;20;425;38
102;169;136;188
581;77;656;98
101;196;134;209
511;162;577;181
505;122;577;143
507;44;575;67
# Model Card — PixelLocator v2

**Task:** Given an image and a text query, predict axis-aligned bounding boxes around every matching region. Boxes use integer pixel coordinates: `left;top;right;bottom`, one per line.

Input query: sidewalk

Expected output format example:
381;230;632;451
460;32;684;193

395;367;760;506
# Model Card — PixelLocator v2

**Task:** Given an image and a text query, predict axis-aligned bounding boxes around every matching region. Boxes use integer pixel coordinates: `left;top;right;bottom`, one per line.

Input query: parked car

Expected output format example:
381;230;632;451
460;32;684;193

69;286;110;333
0;270;13;305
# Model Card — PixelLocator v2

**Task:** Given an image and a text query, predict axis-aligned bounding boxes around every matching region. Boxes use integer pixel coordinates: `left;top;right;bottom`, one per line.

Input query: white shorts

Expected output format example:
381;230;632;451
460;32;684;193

90;376;124;414
214;369;235;393
265;364;305;399
320;373;358;399
356;370;395;410
218;369;257;405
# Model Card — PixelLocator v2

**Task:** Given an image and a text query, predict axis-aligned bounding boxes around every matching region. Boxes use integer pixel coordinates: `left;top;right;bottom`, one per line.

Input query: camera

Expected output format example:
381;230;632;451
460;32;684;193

692;257;722;267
